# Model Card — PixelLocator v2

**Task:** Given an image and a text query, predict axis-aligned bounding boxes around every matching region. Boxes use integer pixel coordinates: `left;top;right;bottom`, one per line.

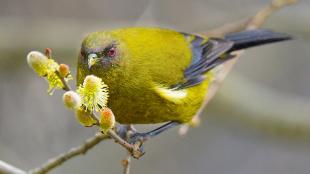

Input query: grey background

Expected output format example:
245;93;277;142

0;0;309;173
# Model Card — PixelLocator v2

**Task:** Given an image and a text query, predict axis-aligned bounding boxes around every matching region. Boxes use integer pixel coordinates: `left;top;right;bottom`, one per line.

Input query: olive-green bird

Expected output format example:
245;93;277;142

77;27;291;139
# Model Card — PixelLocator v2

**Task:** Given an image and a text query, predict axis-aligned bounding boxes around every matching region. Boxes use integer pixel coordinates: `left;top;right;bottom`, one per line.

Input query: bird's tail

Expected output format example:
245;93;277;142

225;29;292;52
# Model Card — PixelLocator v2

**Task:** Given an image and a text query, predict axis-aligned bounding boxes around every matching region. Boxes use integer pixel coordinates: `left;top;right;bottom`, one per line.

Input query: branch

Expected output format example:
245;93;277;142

27;125;142;174
29;133;109;174
179;0;298;135
204;0;298;37
0;160;26;174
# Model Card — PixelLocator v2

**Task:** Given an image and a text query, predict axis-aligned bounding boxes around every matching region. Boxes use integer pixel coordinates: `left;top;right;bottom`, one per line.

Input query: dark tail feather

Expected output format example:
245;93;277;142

225;29;292;52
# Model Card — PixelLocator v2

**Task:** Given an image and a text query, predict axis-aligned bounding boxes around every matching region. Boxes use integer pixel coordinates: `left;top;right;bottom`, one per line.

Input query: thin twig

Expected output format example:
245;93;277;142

122;127;133;174
55;70;71;91
122;155;131;174
0;160;26;174
29;133;109;174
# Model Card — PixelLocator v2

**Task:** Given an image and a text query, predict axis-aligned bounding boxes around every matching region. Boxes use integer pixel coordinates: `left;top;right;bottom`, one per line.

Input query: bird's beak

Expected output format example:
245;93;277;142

88;53;99;69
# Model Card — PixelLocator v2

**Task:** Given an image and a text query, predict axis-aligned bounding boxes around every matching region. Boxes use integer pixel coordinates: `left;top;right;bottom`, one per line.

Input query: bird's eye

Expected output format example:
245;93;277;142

107;47;116;57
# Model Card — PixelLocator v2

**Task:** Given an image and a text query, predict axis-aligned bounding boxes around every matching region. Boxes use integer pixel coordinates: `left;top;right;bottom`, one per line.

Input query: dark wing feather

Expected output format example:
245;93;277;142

171;33;234;89
170;30;291;90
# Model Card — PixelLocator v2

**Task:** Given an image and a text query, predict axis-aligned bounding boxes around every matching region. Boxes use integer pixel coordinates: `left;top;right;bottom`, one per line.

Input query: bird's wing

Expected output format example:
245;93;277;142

171;33;235;90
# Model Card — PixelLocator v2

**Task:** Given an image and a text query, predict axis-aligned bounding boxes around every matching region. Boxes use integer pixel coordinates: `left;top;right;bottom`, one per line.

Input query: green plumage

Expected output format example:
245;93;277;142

77;27;291;124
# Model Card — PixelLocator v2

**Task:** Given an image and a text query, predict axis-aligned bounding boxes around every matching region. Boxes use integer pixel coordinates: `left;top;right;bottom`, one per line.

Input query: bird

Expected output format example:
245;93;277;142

77;27;291;140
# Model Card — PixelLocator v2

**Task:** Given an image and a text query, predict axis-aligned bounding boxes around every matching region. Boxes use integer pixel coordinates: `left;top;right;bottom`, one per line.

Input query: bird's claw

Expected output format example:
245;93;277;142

115;125;146;158
128;132;147;156
130;140;145;159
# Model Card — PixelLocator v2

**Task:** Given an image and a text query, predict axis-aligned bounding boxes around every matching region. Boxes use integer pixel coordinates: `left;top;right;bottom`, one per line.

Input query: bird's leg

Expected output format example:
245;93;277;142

128;121;180;144
115;124;132;139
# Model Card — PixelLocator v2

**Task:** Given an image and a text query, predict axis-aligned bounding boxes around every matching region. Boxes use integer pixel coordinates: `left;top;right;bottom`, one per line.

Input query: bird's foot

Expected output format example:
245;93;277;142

115;125;146;158
128;132;150;144
115;121;180;158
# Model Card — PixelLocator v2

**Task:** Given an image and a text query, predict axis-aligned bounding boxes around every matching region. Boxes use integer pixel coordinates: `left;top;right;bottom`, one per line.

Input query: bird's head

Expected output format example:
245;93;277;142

78;31;126;75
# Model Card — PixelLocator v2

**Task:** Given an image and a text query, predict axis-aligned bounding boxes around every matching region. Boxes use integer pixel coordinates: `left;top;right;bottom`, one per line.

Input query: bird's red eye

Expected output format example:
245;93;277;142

107;47;116;57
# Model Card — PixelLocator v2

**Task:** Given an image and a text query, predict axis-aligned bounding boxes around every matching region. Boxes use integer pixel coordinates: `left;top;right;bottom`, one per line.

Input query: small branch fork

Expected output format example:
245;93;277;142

0;0;296;173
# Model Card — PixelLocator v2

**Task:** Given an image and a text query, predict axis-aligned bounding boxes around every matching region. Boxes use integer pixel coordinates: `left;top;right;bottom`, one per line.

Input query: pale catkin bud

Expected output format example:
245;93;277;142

75;108;97;127
26;51;49;76
58;64;70;77
99;107;115;133
27;50;73;95
63;91;81;109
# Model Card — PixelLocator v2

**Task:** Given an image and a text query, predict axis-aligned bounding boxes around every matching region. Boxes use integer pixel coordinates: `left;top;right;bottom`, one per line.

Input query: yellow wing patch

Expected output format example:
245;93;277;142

153;83;188;104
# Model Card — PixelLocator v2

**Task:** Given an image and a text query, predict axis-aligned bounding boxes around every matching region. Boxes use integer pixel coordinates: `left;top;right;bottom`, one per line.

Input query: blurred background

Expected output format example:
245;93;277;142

0;0;309;173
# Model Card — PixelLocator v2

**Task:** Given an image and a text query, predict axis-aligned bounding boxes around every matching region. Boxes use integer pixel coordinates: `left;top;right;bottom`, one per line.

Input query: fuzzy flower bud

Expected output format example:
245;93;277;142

58;64;70;77
75;108;97;127
99;107;115;133
27;51;49;76
26;50;73;95
63;91;81;109
77;75;109;112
